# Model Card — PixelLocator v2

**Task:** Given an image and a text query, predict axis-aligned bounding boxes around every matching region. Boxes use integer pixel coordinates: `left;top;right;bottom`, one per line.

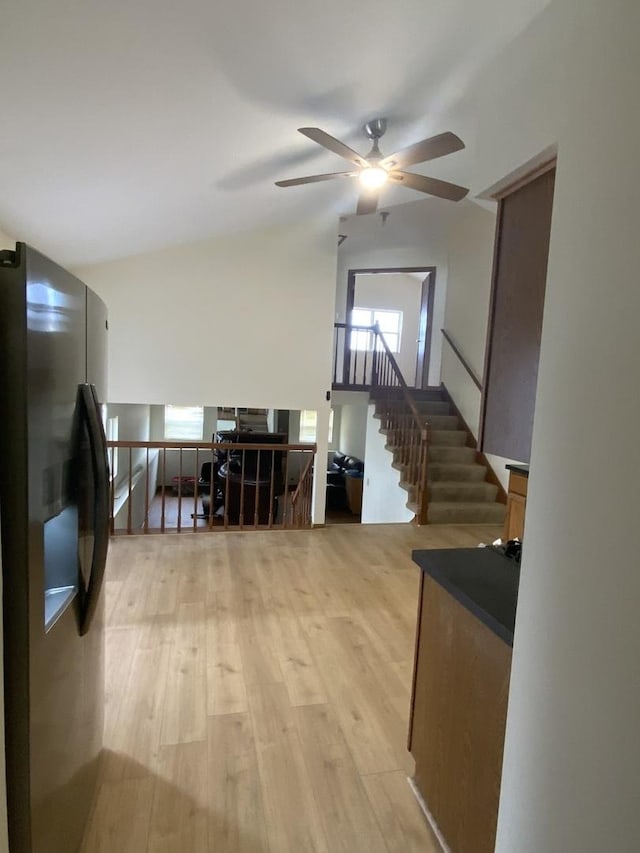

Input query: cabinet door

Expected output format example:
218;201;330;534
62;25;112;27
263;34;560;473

505;493;526;540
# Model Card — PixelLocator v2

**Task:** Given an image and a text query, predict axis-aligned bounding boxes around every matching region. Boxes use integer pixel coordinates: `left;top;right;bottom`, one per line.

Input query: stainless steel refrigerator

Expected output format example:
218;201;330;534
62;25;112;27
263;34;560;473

0;243;109;853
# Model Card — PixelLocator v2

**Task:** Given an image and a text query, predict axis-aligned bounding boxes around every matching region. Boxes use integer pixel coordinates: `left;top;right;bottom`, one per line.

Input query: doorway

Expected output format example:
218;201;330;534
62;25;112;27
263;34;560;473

345;266;436;389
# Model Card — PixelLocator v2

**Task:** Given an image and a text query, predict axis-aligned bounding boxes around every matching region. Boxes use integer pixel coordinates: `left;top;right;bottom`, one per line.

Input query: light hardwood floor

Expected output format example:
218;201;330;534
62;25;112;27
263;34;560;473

81;523;500;852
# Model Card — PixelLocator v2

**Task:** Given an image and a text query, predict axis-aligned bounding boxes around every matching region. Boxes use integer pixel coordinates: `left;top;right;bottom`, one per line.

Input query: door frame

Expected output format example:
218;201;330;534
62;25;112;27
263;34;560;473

345;266;437;388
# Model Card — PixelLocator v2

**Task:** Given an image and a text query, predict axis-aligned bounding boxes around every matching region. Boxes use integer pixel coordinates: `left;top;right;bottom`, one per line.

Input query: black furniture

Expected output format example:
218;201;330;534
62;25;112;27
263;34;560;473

326;451;364;511
203;431;287;524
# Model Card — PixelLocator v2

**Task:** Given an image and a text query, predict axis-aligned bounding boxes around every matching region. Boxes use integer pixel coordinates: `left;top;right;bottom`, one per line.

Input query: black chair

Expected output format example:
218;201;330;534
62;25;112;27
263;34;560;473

197;460;224;519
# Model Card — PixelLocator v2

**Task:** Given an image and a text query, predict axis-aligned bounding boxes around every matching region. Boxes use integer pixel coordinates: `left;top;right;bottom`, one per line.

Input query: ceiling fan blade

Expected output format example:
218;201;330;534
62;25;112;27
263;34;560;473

356;189;379;215
275;171;356;187
298;128;367;168
391;170;469;202
381;131;465;170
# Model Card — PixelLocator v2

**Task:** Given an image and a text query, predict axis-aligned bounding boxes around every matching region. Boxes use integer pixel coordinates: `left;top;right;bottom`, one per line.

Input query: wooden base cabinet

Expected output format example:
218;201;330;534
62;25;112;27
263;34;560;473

503;468;528;541
409;575;512;853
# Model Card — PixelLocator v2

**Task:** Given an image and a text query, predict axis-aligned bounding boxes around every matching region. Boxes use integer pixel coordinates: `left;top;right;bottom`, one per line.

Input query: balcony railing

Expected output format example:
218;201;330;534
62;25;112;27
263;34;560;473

106;440;316;534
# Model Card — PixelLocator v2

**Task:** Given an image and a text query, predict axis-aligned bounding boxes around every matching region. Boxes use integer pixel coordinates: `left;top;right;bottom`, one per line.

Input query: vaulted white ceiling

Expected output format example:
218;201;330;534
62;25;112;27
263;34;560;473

0;0;549;265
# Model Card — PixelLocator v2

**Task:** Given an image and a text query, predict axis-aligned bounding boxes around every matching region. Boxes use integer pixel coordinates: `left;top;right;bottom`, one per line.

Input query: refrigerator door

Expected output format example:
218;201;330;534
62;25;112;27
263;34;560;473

0;244;106;853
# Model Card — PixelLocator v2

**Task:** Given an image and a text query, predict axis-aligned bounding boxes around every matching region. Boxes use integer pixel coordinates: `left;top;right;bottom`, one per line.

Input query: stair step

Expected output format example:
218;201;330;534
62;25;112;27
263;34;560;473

413;401;451;415
426;415;460;431
428;481;498;503
429;445;477;464
428;462;488;482
427;501;506;524
430;429;468;447
371;387;444;402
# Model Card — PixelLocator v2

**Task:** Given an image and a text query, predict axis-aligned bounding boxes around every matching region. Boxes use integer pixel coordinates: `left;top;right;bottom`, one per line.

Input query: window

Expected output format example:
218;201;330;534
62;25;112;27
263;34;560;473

106;416;118;480
164;405;204;440
299;409;334;443
350;308;402;353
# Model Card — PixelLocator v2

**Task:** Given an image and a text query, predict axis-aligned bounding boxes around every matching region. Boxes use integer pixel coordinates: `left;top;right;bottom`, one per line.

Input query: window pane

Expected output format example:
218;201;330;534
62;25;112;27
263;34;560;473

164;405;204;440
299;409;317;442
299;409;333;443
374;309;401;333
351;308;372;327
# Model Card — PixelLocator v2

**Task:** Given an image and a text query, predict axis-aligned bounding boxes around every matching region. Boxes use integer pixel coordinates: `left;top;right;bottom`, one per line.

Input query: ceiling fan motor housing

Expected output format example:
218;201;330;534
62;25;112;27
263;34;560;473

363;118;387;140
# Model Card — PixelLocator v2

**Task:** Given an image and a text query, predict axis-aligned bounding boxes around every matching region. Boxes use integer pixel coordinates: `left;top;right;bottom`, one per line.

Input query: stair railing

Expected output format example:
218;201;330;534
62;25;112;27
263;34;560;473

289;453;314;528
369;323;430;524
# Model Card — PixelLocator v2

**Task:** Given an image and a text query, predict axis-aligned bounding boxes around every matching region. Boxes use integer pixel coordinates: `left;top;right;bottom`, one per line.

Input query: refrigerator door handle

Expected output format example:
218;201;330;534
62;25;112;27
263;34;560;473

78;383;110;635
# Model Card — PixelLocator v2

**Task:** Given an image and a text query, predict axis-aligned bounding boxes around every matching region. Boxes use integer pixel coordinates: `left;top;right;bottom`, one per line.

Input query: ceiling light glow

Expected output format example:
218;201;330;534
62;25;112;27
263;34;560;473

359;166;388;189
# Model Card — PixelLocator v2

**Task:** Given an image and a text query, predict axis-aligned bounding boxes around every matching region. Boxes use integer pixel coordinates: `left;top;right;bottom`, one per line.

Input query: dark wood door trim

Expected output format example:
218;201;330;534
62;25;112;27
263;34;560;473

478;165;556;462
415;273;435;388
345;266;437;388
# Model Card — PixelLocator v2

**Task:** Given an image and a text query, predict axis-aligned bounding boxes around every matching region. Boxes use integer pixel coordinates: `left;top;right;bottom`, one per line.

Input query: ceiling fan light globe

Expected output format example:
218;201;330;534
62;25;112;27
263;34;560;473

359;166;388;189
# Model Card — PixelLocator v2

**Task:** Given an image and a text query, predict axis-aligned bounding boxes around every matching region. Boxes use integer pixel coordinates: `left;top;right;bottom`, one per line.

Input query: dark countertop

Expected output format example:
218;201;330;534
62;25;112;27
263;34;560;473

506;463;529;477
412;548;520;646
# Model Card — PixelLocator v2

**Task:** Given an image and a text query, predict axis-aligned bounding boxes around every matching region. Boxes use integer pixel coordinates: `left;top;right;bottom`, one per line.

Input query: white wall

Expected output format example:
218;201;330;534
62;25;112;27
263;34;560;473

334;390;369;460
459;2;640;850
77;217;337;524
0;228;14;249
354;273;422;385
361;405;414;524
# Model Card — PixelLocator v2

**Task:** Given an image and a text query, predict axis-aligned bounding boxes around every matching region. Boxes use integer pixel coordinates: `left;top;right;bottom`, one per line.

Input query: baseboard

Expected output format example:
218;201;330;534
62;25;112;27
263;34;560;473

407;777;451;853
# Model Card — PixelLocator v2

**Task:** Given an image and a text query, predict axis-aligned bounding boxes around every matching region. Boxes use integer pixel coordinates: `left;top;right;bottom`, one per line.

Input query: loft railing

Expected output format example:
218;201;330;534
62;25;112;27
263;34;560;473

332;322;430;524
106;440;316;534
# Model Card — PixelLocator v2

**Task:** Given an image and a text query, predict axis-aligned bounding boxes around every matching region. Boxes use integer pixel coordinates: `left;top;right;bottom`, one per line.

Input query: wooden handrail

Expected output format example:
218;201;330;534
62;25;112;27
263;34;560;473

372;323;428;438
290;454;314;510
108;440;314;452
441;329;483;391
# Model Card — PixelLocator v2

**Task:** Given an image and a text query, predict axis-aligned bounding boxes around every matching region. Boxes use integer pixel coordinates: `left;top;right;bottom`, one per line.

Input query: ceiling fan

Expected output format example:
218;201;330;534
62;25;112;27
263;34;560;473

275;118;469;215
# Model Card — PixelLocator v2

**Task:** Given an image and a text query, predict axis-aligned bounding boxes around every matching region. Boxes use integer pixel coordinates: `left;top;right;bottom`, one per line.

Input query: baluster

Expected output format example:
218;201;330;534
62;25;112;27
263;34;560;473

239;448;246;528
127;446;133;534
193;448;199;531
144;446;150;533
161;448;167;533
177;447;183;532
268;449;276;528
109;446;115;535
254;449;261;527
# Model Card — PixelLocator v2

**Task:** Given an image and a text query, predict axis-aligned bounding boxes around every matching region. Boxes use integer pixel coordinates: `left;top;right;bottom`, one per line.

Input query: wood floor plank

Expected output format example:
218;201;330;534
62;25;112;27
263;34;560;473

295;704;388;853
160;602;207;745
102;641;171;781
248;682;329;852
80;776;155;853
207;713;268;853
206;639;248;716
362;770;441;852
147;742;209;853
103;626;139;743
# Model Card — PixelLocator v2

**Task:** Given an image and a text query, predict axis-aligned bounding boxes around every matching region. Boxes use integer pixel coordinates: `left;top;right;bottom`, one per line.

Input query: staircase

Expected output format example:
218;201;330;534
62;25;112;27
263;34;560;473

373;388;506;525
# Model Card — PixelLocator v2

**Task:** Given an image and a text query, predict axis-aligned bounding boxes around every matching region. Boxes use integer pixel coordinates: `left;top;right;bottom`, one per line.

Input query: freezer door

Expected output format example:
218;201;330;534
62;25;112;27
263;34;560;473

0;244;105;853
